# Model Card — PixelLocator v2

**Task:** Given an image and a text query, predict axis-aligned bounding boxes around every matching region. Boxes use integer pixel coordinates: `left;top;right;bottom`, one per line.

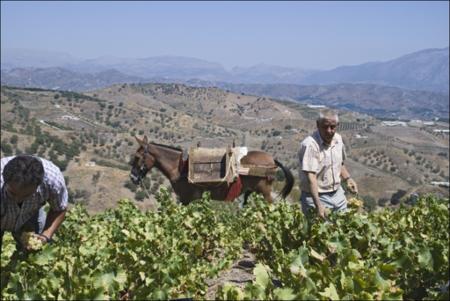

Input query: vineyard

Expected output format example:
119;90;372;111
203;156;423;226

1;190;448;300
337;122;366;132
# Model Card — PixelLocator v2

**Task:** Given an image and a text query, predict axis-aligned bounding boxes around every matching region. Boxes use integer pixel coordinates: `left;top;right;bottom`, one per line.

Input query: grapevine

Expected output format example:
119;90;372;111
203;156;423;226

1;189;448;300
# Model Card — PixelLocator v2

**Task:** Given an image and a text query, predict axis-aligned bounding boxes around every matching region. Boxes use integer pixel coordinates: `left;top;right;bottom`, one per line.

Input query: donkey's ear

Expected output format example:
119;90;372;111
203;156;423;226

143;135;148;144
135;135;143;145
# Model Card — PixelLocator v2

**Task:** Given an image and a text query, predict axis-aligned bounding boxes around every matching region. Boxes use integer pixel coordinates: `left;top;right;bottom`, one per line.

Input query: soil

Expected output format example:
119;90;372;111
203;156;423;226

205;249;256;299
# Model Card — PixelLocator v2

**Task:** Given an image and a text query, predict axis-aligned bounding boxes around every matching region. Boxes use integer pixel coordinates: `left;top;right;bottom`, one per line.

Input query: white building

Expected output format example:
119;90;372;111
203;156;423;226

85;161;96;167
433;129;450;134
61;115;80;121
430;181;450;188
307;104;327;109
382;121;407;127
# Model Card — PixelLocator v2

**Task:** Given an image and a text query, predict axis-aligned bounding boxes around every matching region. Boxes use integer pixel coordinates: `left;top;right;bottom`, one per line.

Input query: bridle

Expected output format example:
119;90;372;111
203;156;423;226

130;144;155;185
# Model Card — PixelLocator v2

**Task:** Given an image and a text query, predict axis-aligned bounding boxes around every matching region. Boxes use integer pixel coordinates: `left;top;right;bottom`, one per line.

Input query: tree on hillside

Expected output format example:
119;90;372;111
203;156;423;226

92;171;101;185
1;141;13;156
9;135;18;145
135;191;147;201
124;180;137;192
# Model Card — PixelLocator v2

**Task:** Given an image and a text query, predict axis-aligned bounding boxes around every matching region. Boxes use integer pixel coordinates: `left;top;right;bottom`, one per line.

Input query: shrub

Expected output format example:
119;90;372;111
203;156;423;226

9;135;18;145
1;141;13;156
134;190;147;201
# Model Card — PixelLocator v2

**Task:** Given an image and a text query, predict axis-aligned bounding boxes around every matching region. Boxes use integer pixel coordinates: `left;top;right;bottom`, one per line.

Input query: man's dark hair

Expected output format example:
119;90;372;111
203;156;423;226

3;155;44;186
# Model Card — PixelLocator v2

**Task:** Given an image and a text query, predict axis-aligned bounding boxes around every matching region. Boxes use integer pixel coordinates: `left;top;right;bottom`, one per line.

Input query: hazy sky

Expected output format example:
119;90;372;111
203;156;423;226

1;1;449;70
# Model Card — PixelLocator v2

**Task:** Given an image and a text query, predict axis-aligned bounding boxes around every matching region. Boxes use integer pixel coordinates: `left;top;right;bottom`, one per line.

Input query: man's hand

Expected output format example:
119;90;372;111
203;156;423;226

317;204;328;220
347;178;358;194
35;233;50;243
21;232;46;251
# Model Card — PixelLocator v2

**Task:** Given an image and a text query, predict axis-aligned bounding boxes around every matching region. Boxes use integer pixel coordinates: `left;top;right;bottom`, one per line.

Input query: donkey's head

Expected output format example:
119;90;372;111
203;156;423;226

129;135;156;185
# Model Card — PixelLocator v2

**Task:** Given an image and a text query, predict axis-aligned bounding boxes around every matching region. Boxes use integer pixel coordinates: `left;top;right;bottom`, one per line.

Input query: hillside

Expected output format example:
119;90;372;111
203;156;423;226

203;82;450;120
2;68;448;121
0;84;448;213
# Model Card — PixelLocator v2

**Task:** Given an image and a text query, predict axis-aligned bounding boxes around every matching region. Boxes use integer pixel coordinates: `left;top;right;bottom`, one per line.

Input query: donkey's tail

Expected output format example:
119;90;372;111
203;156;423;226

274;159;294;199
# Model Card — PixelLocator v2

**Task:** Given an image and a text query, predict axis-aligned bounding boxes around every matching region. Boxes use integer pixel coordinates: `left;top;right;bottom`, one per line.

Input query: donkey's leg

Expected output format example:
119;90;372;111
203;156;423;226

241;176;274;204
256;179;273;204
242;190;252;206
262;189;273;204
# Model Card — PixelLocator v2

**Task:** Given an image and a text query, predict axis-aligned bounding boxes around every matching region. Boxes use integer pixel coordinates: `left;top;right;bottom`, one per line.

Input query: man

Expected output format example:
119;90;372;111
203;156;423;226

1;155;68;251
298;110;358;219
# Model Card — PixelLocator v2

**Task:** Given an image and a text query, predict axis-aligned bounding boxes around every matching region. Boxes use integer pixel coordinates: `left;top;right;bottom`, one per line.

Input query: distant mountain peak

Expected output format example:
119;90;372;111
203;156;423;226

302;46;449;93
1;46;448;93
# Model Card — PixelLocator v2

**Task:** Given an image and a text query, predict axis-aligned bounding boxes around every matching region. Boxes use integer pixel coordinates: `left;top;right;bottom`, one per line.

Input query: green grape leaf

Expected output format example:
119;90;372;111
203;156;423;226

93;271;115;290
319;283;339;300
417;247;433;269
273;287;297;300
254;263;270;288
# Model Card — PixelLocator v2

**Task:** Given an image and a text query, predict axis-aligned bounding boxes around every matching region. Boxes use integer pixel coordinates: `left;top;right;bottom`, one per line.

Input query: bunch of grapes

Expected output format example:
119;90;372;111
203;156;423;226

20;232;44;251
348;196;364;208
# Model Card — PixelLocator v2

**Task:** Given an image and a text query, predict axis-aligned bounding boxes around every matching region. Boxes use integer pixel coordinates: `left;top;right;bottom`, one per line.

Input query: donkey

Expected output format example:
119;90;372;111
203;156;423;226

129;136;294;204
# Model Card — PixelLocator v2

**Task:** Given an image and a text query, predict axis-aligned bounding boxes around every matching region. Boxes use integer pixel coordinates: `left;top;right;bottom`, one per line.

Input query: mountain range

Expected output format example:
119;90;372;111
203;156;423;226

1;47;449;120
0;67;148;91
301;47;449;93
2;47;448;93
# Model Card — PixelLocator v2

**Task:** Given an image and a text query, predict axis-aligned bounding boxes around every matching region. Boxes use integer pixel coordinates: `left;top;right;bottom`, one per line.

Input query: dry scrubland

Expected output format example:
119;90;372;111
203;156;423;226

0;83;448;212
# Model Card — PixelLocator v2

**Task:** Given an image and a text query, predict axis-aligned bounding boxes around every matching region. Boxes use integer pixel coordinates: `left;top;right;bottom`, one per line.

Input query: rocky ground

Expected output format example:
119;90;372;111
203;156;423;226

205;249;256;299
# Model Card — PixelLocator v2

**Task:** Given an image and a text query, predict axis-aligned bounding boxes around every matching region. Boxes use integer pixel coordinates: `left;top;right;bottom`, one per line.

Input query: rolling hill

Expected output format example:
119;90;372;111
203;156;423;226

1;83;448;213
202;82;449;120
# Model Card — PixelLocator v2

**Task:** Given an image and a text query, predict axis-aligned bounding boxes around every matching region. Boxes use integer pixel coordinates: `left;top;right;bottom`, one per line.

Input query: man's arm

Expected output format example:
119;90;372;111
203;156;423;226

40;209;67;241
341;164;358;194
0;194;4;217
37;160;69;243
306;172;327;219
1;182;5;217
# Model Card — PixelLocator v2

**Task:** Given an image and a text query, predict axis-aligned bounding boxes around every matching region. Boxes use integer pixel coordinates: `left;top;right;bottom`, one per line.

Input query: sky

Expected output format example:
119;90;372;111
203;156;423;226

1;1;449;70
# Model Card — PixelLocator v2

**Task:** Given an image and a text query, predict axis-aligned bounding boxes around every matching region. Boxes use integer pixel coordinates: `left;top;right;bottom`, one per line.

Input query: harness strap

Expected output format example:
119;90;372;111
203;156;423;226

238;164;277;177
179;157;188;176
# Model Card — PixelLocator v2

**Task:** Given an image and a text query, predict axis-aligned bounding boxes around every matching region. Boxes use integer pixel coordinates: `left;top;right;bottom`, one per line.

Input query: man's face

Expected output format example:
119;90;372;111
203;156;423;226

317;118;338;145
4;182;38;203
